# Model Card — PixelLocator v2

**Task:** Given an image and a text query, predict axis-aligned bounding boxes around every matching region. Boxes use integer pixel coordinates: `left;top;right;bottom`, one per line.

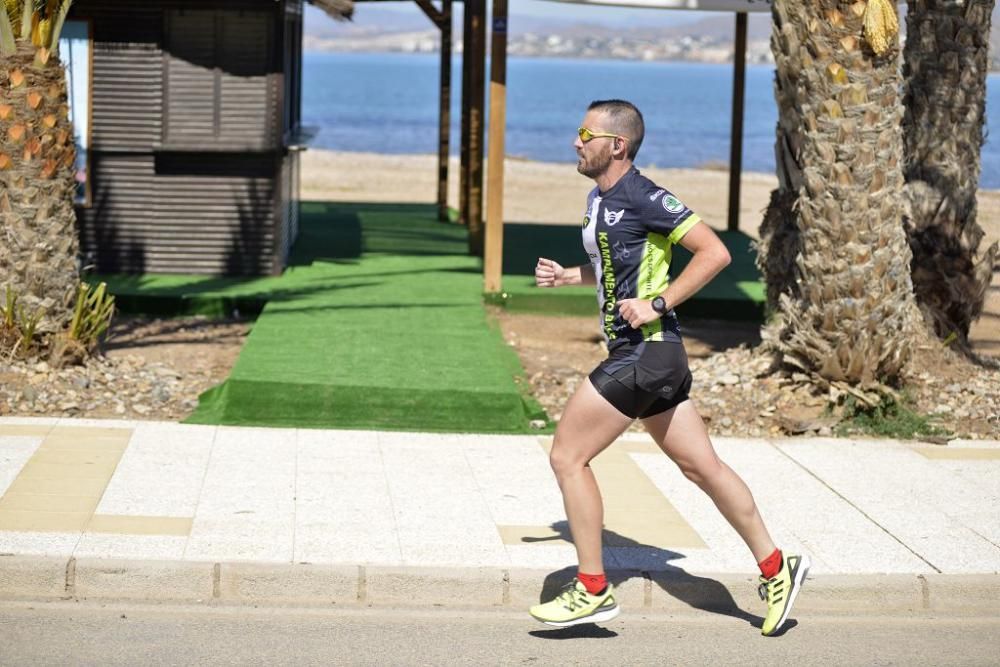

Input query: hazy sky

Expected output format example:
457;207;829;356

505;0;713;25
312;0;733;30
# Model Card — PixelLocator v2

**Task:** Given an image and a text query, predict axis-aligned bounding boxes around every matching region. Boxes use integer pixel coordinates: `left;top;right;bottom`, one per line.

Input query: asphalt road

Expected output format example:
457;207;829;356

1;600;998;666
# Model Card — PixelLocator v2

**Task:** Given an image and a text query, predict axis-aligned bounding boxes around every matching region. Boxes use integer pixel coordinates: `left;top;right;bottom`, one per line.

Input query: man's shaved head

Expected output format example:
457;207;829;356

587;99;644;160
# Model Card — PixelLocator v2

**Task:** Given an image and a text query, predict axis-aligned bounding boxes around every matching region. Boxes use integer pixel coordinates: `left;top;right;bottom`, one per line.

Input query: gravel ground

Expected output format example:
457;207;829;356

1;312;996;442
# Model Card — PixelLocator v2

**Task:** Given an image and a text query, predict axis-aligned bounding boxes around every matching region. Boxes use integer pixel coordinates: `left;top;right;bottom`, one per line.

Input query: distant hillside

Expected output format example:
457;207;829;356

304;5;1000;68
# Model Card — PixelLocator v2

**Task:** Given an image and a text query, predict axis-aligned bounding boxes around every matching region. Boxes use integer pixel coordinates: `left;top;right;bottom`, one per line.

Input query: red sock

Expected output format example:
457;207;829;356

758;548;782;579
577;571;607;595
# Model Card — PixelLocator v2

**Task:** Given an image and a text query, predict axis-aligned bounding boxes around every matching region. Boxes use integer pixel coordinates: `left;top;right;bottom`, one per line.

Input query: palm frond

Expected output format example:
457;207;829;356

19;0;33;39
0;2;15;55
4;0;18;31
309;0;353;22
47;0;70;50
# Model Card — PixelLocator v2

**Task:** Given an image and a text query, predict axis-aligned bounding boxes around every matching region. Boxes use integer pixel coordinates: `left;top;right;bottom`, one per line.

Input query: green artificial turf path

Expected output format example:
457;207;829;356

98;202;545;433
89;205;766;433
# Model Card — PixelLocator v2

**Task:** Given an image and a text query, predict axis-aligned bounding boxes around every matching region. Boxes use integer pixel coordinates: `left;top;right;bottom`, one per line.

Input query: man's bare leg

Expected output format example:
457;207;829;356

641;400;776;562
549;379;634;574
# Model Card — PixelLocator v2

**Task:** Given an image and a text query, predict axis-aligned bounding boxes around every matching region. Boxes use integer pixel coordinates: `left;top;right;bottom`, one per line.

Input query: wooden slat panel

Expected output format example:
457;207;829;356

165;10;217;144
87;7;162;151
219;11;276;145
78;153;277;275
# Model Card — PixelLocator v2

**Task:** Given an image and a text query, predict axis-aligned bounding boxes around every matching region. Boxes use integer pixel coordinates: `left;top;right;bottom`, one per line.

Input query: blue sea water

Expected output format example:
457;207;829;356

303;52;1000;188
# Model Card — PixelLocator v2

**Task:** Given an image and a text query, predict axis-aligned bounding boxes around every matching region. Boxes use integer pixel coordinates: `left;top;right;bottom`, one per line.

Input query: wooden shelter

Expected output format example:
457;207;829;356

67;0;334;276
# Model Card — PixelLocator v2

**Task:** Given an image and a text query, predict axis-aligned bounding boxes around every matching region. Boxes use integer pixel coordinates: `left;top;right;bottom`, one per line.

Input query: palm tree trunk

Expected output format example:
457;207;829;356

0;32;79;333
902;0;999;346
760;0;924;389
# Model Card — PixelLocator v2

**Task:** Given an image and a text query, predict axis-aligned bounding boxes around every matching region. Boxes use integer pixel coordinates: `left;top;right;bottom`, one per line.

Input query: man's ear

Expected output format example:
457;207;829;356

615;137;627;158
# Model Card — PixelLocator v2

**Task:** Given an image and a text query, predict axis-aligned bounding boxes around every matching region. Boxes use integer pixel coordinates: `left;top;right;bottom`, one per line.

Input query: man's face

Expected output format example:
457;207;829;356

575;110;617;179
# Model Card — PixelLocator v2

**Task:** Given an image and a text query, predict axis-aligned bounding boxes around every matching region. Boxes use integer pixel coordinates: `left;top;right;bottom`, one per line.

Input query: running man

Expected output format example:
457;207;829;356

529;99;809;636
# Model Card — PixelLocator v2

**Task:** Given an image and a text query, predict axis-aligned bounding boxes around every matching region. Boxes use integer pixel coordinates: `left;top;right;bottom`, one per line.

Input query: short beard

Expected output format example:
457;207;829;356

577;151;612;179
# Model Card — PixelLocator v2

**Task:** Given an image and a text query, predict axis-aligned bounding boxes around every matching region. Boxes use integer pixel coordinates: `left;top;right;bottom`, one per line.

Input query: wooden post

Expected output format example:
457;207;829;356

727;11;747;233
483;0;508;293
459;1;472;227
437;0;452;222
416;0;452;223
465;0;486;256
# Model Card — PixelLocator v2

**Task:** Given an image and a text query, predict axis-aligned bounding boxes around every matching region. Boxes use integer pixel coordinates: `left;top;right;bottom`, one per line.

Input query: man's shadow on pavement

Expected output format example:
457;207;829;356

527;521;771;640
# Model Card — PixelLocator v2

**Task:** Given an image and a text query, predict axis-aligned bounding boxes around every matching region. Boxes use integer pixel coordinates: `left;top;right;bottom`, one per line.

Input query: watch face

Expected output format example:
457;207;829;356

652;296;666;314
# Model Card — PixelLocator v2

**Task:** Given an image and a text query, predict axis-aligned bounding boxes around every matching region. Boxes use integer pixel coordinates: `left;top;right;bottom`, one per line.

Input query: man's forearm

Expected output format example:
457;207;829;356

559;264;596;287
660;248;729;310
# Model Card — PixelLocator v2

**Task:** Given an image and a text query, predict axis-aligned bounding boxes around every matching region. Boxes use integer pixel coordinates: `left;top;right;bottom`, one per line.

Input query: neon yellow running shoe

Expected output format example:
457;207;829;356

529;579;620;627
759;553;810;636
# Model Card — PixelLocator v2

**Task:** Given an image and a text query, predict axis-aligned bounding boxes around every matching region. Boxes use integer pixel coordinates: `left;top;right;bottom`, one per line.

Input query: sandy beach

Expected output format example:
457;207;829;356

302;149;999;356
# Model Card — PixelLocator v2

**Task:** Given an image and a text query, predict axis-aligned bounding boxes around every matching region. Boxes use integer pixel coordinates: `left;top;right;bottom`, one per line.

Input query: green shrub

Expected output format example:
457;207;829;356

51;282;115;365
0;286;44;359
835;394;950;440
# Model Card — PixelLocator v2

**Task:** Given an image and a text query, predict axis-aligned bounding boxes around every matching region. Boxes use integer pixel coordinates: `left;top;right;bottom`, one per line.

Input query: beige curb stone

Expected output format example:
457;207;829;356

0;555;69;600
73;558;215;603
2;558;999;616
364;566;506;607
647;572;759;614
218;562;359;606
792;574;927;613
923;574;1000;613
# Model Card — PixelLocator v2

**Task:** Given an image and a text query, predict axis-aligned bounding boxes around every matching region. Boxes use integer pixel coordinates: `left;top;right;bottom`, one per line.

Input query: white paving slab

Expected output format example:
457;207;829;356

461;436;566;527
0;417;60;427
95;423;215;517
294;462;400;564
506;543;581;570
606;546;709;572
400;543;509;568
633;437;932;575
74;533;187;560
929;459;1000;545
0;436;43;496
54;418;140;429
184;518;295;563
777;438;1000;573
185;427;296;563
379;433;508;566
0;531;79;557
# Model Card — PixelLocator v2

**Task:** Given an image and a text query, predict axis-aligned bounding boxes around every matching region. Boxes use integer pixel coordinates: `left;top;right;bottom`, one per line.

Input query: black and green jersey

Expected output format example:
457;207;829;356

581;167;701;349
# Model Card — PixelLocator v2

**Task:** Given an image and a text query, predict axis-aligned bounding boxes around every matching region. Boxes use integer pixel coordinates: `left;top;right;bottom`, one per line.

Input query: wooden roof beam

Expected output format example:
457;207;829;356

415;0;447;29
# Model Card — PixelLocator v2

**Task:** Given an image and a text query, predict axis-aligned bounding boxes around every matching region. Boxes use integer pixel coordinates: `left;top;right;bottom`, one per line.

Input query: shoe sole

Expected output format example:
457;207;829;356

532;604;620;628
766;554;811;636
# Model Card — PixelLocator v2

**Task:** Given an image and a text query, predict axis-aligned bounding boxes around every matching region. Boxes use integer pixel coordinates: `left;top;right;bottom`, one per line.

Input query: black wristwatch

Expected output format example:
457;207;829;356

651;295;668;315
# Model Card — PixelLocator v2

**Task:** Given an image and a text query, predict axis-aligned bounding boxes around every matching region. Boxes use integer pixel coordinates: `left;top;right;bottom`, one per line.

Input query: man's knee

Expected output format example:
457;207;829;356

549;443;586;478
676;455;723;487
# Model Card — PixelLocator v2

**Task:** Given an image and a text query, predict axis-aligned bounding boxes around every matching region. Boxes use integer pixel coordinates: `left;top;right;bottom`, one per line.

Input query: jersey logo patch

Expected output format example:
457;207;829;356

662;195;685;214
650;189;665;202
613;240;631;262
604;208;625;226
582;215;590;227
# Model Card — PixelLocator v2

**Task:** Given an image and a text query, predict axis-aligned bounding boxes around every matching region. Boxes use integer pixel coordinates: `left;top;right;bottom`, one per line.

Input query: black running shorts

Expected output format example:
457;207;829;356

588;341;693;419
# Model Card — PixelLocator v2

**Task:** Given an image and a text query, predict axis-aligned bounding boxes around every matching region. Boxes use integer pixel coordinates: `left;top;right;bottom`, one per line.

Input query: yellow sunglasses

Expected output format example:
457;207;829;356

577;127;622;143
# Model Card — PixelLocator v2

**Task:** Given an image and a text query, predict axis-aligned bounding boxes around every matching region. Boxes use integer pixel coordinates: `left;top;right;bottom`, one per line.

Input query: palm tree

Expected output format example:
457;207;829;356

902;0;999;348
759;0;926;396
0;0;79;335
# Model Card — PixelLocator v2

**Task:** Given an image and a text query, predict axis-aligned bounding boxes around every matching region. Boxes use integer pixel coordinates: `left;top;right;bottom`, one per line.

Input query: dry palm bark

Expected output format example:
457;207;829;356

1;1;79;334
759;1;925;393
902;0;999;346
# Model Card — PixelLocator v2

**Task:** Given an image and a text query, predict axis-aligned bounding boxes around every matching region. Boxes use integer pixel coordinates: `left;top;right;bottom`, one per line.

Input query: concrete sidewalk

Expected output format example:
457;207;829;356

1;417;998;613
